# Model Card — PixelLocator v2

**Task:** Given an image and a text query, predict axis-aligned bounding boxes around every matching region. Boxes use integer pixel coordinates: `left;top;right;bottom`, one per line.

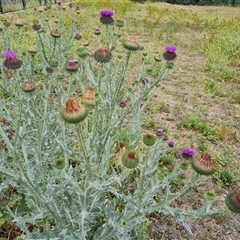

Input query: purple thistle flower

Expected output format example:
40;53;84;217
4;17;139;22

120;100;126;107
69;2;73;8
165;45;177;53
3;50;17;59
168;140;175;147
67;60;76;67
57;1;61;6
156;129;163;136
100;9;114;17
182;147;196;159
142;76;149;84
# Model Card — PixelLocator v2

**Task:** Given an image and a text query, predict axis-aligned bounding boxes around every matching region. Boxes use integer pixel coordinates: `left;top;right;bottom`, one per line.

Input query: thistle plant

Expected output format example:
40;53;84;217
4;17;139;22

0;4;237;240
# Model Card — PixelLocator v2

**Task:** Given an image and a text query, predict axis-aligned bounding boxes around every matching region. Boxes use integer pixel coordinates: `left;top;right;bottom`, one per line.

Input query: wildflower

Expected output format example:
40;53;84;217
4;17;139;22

57;1;61;6
51;29;61;38
22;81;36;93
119;100;126;108
168;140;175;147
142;77;149;84
3;50;22;70
143;134;156;146
182;147;196;159
61;98;88;124
94;48;112;63
6;129;14;139
225;192;240;213
163;45;177;61
156;129;163;136
94;28;101;36
75;32;82;40
122;36;139;51
99;9;114;25
81;88;95;107
76;6;80;11
191;152;215;176
69;2;73;8
122;151;139;169
65;60;78;73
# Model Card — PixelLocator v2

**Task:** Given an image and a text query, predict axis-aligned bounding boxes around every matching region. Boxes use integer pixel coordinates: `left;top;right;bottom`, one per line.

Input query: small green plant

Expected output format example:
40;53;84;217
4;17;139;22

179;116;218;141
214;169;235;187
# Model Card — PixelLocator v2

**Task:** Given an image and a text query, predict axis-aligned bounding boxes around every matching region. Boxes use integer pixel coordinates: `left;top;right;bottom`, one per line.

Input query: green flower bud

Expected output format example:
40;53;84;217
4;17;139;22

122;151;139;169
61;98;88;124
143;134;156;146
191;153;215;176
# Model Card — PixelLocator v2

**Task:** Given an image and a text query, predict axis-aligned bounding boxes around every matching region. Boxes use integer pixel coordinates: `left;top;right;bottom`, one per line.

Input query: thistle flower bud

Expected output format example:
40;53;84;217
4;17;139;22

163;45;177;61
154;54;162;62
168;140;175;147
122;36;139;51
51;29;61;38
15;19;24;27
49;58;59;68
22;81;36;93
46;66;53;74
3;20;10;27
74;32;82;40
57;73;64;80
122;151;139;169
65;60;78;73
54;159;65;170
115;20;124;28
28;46;37;55
119;100;126;108
81;88;95;107
94;28;101;36
62;98;88;124
225;192;240;213
32;22;41;31
81;39;89;46
143;134;156;146
191;152;215;176
94;48;112;63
